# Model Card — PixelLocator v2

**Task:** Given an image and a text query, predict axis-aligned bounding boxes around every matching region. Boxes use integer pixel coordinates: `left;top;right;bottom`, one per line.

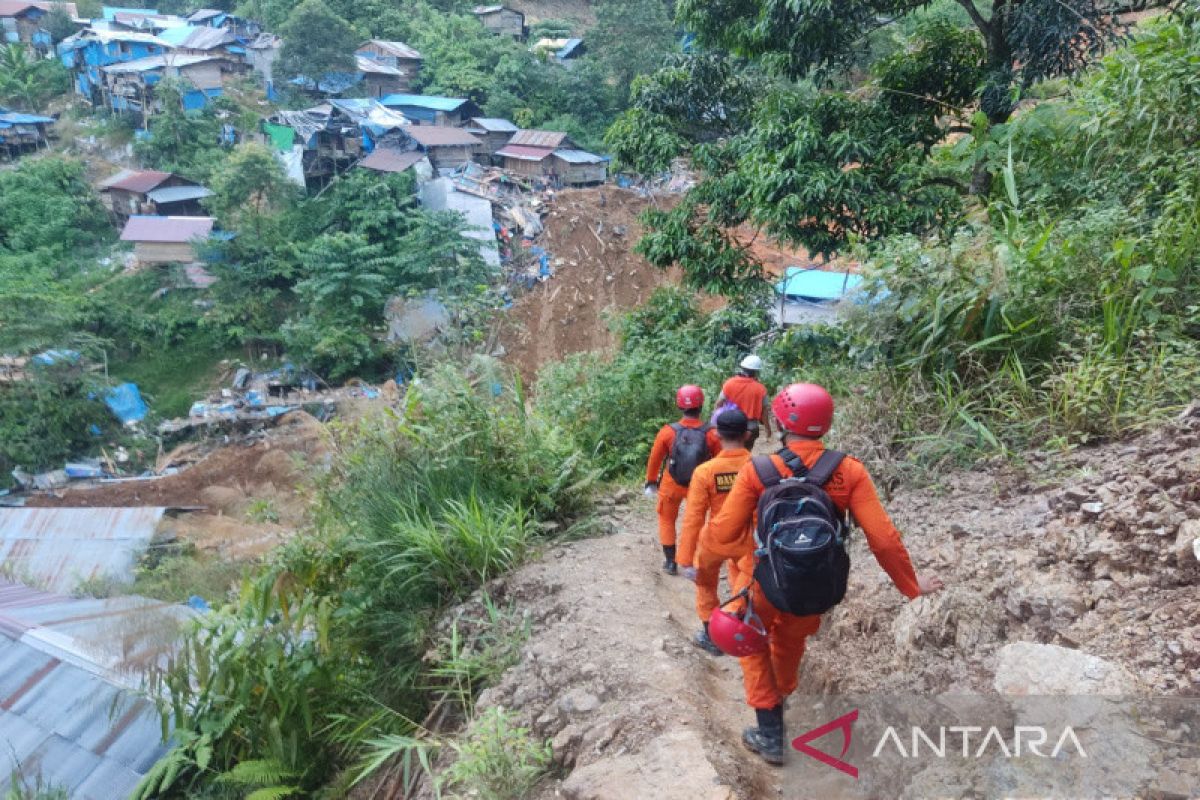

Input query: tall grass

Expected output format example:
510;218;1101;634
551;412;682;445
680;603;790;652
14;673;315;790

137;359;595;798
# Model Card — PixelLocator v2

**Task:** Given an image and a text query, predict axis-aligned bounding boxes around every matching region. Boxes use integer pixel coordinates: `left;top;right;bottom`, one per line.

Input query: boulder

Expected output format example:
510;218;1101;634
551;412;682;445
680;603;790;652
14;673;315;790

558;688;601;715
993;642;1135;695
560;730;735;800
1174;520;1200;570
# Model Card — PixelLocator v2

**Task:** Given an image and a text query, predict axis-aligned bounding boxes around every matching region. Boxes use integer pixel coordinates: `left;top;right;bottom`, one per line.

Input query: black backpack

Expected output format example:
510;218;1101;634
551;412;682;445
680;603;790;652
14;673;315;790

667;422;712;486
751;448;850;616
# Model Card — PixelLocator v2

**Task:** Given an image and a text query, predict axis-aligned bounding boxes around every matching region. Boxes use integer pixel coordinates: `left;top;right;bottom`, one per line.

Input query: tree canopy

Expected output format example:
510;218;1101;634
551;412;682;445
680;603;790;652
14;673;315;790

611;0;1127;295
277;0;359;84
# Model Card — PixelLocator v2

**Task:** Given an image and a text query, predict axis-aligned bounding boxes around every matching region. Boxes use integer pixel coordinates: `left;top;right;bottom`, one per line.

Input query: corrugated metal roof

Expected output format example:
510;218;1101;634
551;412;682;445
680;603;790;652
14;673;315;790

468;117;517;132
776;267;864;301
356;55;404;76
0;508;167;594
379;93;469;112
359;39;421;60
177;25;236;50
358;148;426;174
146;185;213;204
0;0;78;17
186;7;221;21
557;38;584;59
405;125;479;147
0;111;54;125
508;129;569;148
495;143;553;161
0;579;186;798
98;168;171;194
102;53;221;73
120;215;214;244
553;148;606;164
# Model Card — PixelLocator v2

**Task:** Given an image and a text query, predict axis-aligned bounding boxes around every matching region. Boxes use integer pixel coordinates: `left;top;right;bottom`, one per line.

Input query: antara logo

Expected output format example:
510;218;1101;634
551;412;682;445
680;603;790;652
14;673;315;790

792;709;859;778
792;709;1089;779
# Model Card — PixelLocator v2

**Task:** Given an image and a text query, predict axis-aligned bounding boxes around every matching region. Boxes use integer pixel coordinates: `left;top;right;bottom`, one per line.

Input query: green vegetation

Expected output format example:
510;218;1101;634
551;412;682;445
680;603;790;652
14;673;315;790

440;707;553;800
134;362;594;798
597;10;1200;474
132;546;252;604
540;288;768;477
3;775;69;800
0;45;70;110
611;0;1126;288
277;0;359;84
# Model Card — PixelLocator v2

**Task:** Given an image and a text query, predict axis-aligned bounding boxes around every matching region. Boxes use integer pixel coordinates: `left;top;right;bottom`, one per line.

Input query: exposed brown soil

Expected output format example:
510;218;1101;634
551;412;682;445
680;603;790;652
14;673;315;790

26;410;326;512
497;188;685;384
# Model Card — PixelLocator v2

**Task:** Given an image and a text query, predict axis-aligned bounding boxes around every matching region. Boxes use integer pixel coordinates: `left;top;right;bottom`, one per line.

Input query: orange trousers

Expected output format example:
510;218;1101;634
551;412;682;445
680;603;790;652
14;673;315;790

694;553;744;623
655;482;687;546
738;585;822;709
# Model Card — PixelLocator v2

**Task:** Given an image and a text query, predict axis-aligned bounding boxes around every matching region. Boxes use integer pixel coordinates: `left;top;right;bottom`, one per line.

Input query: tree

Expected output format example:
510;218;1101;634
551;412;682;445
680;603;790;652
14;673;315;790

45;3;77;42
614;0;1124;294
276;0;359;84
0;44;69;110
206;142;297;233
588;0;677;89
133;79;230;179
678;0;1119;188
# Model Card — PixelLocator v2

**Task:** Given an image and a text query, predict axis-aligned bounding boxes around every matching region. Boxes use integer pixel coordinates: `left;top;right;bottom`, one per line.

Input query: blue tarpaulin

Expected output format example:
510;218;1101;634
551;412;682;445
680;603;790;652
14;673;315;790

775;267;863;302
105;383;148;424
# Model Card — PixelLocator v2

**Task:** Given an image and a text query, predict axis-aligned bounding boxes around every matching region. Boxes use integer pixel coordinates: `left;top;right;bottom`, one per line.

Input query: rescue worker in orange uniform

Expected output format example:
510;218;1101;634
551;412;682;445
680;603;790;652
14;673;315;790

717;355;772;448
701;383;944;764
645;385;722;575
676;408;756;655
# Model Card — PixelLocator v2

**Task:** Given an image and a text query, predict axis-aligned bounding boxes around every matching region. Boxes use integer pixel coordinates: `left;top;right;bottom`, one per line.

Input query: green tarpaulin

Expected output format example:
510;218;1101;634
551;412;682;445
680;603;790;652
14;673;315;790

264;122;295;152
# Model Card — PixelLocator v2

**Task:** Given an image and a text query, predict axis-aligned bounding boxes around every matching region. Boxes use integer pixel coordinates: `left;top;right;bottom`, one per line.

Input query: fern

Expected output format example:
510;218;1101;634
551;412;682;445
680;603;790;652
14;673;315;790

215;759;296;787
244;787;300;800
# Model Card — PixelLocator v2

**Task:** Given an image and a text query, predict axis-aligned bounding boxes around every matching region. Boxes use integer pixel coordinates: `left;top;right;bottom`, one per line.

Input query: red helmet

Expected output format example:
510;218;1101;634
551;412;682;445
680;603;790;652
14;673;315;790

676;384;705;410
708;604;768;657
772;383;834;437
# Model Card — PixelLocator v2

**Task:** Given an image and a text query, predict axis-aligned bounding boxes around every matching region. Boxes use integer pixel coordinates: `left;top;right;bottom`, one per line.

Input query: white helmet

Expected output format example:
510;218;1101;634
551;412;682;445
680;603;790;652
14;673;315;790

740;354;764;372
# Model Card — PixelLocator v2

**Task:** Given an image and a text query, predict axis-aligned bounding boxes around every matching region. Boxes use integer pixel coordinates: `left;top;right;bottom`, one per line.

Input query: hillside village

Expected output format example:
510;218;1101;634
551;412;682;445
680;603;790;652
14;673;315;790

1;1;1199;799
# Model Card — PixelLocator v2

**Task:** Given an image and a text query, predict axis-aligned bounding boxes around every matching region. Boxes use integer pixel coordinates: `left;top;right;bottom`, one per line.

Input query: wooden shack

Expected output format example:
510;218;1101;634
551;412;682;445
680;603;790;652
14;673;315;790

551;149;607;185
464;117;516;163
120;215;215;265
471;5;524;38
403;125;481;170
356;40;421;92
495;130;573;178
98;169;208;221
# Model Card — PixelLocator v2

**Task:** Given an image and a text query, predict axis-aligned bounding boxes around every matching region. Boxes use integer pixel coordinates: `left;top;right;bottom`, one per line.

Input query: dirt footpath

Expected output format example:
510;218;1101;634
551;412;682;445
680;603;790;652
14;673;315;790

463;408;1200;798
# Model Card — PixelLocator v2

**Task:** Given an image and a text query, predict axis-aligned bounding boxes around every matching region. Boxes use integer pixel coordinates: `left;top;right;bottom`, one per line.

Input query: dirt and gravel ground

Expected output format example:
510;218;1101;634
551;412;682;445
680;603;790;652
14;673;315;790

447;406;1200;799
26;410;330;559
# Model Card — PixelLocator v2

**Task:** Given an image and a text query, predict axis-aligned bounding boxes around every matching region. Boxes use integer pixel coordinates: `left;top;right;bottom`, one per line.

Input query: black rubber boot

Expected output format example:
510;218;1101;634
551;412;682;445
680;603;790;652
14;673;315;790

692;623;724;656
662;545;677;575
742;705;785;765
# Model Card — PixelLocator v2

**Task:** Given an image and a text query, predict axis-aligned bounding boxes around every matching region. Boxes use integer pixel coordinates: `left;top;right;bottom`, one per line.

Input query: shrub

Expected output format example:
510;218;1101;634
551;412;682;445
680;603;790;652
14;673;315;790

439;708;552;800
538;288;768;477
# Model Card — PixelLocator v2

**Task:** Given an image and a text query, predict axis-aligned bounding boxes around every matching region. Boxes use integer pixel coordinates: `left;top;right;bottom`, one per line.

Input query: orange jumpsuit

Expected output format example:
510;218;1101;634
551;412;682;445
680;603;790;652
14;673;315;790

720;375;769;423
700;439;920;709
677;448;755;622
645;418;722;547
